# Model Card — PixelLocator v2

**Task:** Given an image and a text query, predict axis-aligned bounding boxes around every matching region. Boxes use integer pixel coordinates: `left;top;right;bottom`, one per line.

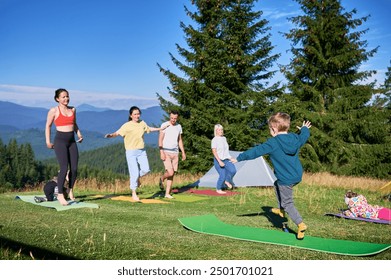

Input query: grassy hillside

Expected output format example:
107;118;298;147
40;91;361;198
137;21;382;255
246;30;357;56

0;173;390;260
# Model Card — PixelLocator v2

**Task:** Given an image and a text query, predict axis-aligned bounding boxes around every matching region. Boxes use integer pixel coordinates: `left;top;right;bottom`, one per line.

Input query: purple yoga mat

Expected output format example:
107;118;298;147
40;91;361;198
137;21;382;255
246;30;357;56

325;213;390;225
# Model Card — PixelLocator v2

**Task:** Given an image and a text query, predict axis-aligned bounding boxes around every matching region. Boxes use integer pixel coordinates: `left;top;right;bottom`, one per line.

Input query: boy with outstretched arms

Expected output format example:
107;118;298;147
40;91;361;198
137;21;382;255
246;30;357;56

232;112;311;239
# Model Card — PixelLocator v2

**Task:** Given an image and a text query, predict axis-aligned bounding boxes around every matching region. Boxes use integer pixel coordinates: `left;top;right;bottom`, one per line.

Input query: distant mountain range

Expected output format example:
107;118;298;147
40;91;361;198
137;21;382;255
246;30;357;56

0;101;166;160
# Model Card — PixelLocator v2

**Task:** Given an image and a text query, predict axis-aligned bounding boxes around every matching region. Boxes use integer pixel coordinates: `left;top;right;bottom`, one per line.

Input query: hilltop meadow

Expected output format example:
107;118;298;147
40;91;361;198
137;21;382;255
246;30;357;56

1;171;390;261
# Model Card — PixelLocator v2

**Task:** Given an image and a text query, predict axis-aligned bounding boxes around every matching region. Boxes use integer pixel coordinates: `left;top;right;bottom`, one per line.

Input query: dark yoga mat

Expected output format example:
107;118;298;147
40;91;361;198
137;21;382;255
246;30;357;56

325;213;390;225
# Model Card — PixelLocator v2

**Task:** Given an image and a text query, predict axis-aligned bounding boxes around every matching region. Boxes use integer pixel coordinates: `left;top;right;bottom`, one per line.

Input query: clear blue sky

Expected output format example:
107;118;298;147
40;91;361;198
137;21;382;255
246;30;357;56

0;0;390;110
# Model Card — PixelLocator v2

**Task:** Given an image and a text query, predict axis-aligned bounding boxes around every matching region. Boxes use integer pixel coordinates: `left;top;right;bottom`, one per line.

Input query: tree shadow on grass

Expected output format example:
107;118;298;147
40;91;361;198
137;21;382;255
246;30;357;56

77;192;167;201
0;236;78;260
76;183;196;202
237;206;294;233
139;184;196;199
172;184;195;194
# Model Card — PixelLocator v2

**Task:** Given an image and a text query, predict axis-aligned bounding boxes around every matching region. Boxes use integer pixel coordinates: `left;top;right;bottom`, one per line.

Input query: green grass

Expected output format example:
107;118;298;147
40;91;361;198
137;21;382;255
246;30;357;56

0;183;390;260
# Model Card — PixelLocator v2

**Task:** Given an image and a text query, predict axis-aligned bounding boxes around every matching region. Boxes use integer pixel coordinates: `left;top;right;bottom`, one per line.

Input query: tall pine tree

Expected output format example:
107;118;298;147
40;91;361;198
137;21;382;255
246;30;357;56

372;60;390;110
157;0;281;172
0;139;45;190
281;0;390;178
381;60;391;109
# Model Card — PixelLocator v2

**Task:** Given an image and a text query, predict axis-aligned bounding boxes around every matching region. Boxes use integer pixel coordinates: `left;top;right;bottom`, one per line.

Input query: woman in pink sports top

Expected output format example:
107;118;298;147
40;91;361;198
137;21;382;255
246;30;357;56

45;88;83;206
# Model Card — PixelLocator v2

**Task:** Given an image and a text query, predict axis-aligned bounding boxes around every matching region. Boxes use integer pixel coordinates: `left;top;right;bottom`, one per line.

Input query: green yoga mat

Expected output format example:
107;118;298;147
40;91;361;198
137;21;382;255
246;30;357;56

178;214;391;256
16;195;99;211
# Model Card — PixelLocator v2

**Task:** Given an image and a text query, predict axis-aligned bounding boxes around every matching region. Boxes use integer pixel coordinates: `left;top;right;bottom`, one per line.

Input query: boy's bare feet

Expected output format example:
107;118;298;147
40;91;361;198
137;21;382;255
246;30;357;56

57;194;68;206
216;190;227;194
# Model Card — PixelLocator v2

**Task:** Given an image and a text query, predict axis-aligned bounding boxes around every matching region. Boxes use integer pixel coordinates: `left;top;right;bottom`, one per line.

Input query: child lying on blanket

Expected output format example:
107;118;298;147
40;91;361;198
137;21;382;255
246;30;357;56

343;191;391;221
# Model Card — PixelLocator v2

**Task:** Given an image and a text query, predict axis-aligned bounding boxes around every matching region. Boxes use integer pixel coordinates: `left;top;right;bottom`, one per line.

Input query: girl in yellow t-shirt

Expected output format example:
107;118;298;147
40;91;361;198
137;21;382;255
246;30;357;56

105;106;167;201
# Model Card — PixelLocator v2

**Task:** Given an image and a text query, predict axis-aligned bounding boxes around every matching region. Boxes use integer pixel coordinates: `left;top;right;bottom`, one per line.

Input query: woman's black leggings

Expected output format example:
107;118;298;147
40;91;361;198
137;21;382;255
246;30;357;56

54;131;79;194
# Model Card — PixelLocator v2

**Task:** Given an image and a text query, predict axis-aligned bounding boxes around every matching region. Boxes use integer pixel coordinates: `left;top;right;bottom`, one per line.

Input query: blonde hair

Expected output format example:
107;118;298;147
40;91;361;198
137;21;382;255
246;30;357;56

268;112;291;132
214;124;224;137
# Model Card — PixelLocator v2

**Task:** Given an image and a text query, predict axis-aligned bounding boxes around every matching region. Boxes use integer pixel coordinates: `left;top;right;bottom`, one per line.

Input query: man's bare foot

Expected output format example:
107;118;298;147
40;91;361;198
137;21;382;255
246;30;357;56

216;190;227;194
57;194;68;206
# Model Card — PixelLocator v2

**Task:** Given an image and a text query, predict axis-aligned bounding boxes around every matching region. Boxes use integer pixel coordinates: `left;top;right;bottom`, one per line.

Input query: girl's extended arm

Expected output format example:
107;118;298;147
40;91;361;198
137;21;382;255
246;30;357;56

104;131;120;138
149;124;170;132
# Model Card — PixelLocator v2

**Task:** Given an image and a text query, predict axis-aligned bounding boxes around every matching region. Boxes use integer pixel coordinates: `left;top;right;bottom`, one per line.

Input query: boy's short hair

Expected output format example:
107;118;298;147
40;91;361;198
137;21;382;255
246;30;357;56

268;112;291;132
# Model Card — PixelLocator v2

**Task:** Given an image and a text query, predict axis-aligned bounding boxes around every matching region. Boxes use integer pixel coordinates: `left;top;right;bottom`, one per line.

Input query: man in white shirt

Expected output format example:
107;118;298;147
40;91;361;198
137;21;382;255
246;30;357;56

159;111;186;198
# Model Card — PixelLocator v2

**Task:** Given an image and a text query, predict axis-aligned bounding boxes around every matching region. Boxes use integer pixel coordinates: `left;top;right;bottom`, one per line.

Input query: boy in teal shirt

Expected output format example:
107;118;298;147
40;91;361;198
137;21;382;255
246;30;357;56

233;112;311;239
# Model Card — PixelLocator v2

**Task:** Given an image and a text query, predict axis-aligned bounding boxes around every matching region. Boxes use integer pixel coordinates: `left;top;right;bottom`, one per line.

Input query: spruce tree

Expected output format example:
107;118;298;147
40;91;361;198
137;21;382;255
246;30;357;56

381;60;391;109
0;139;46;190
280;0;390;178
372;60;390;131
157;0;281;172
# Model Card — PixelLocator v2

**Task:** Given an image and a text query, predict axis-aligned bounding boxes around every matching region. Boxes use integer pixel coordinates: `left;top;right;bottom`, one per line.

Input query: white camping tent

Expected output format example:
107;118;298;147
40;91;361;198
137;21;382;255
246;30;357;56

191;151;276;188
